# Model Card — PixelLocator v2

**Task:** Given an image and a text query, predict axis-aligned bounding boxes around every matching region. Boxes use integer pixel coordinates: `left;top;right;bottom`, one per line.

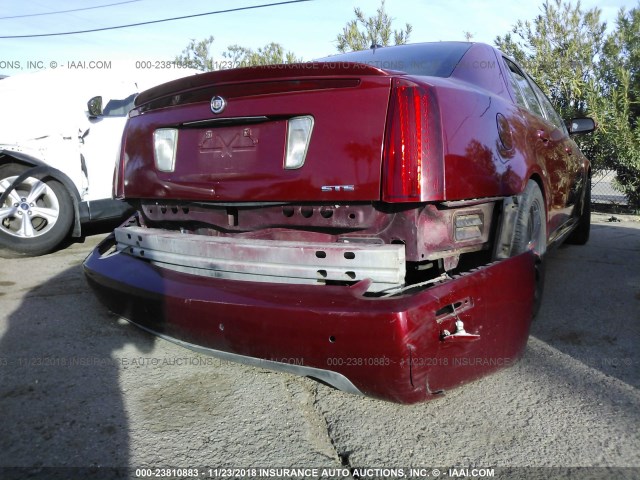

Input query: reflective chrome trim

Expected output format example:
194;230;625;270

182;116;269;127
210;95;227;114
125;318;364;396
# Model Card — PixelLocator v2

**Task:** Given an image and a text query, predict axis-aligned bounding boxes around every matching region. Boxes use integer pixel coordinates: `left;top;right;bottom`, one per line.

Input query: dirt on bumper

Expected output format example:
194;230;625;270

84;233;536;404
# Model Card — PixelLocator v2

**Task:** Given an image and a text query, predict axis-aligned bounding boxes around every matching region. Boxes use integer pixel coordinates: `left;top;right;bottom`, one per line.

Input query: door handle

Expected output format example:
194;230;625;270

537;130;549;144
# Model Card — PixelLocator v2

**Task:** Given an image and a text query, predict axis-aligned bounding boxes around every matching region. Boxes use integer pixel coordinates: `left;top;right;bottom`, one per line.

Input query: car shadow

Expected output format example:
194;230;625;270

532;221;640;389
61;217;129;251
0;218;127;260
0;261;153;479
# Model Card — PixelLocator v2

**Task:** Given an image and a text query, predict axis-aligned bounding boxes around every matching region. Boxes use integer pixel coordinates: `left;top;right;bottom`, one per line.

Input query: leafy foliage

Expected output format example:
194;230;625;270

495;0;605;117
496;0;640;207
336;0;412;53
175;36;216;72
175;37;300;71
222;43;302;67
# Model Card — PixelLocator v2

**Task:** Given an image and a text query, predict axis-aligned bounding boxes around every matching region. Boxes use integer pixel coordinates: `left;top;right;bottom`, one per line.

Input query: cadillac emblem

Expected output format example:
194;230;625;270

210;96;226;114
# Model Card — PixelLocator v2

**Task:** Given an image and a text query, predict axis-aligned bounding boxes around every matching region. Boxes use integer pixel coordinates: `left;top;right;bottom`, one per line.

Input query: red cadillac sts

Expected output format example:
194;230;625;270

84;42;595;403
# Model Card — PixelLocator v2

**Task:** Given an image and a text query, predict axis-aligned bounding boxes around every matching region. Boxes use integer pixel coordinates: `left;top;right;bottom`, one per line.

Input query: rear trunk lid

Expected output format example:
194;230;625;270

121;63;394;202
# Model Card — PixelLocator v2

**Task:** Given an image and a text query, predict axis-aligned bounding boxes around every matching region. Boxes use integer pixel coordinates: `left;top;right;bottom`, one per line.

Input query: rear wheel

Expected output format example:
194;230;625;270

0;163;74;256
566;176;591;245
511;180;547;318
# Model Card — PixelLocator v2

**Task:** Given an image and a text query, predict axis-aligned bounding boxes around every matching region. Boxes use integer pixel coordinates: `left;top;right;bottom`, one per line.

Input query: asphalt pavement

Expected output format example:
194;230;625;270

0;213;638;480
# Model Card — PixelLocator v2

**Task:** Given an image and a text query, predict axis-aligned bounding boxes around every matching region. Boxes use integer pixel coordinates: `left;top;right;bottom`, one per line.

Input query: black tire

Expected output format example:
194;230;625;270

531;257;546;319
511;180;547;318
0;163;74;256
566;176;591;245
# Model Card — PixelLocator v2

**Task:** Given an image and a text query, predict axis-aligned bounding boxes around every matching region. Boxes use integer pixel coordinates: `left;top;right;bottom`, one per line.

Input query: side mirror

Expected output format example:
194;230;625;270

87;96;103;118
568;117;596;135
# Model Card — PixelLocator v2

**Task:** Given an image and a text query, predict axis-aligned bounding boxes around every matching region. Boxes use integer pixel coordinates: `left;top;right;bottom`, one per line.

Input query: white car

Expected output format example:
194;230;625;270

0;69;195;256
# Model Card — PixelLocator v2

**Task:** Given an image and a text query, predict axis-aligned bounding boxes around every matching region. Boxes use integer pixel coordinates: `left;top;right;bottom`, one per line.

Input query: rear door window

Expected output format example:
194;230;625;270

503;58;545;118
528;78;569;135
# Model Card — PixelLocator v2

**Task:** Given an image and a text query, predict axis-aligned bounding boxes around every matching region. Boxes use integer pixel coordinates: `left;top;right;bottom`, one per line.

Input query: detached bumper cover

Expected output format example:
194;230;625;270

84;233;536;404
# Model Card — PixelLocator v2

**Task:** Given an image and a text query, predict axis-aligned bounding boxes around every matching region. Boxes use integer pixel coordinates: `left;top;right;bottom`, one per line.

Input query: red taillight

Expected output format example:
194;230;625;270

382;78;442;202
113;129;127;199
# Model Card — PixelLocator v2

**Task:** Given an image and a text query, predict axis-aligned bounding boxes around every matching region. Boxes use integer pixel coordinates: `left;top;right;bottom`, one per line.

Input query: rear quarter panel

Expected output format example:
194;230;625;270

432;44;546;202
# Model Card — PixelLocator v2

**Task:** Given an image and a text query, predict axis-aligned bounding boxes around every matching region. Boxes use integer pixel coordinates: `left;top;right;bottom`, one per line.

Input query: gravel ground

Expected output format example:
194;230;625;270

0;213;638;480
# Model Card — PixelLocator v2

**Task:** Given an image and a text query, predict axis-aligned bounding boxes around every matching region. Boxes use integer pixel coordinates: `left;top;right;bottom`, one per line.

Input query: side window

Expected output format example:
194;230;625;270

529;78;569;135
503;58;544;118
503;59;527;109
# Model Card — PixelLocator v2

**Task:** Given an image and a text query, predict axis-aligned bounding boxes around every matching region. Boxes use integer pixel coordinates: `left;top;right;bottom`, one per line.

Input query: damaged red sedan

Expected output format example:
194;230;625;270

84;42;595;403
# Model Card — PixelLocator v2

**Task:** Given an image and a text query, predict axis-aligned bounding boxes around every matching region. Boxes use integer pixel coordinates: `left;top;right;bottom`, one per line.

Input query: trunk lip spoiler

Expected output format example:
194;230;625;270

135;62;393;107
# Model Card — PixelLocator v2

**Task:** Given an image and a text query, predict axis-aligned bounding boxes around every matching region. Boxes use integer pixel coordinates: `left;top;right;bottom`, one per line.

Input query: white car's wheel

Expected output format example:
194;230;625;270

0;164;73;256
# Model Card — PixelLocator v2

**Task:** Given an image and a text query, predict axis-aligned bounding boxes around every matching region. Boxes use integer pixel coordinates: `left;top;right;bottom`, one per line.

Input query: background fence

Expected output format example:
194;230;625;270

591;169;629;207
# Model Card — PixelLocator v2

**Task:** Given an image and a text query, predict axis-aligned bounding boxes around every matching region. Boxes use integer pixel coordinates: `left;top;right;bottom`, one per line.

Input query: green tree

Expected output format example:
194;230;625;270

598;6;640;207
175;36;215;72
495;0;606;117
175;38;301;71
222;42;302;68
336;0;412;53
602;7;640;124
496;0;640;208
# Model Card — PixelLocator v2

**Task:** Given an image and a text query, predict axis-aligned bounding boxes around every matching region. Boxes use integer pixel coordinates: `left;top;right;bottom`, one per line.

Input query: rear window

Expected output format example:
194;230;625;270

316;42;472;78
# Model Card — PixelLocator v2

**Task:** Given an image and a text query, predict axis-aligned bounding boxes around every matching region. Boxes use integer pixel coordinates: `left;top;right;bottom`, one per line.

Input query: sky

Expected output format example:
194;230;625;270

0;0;633;77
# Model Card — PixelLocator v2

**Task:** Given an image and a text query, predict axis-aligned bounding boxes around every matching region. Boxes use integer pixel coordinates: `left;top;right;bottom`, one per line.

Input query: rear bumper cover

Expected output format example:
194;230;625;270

84;233;536;404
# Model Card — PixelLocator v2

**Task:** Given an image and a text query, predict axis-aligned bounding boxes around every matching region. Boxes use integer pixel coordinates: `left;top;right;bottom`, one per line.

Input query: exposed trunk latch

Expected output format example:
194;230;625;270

441;320;480;342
